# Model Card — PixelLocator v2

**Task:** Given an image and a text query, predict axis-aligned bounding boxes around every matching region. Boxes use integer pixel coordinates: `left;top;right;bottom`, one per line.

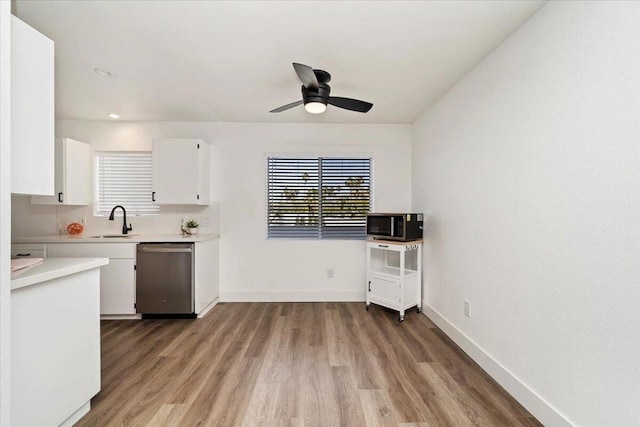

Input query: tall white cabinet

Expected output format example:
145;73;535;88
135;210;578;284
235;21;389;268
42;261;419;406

152;138;210;205
11;15;54;195
31;138;92;205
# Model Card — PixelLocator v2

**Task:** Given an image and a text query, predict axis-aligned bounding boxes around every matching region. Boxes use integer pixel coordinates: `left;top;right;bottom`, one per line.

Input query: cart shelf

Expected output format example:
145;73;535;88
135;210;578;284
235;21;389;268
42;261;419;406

369;265;418;279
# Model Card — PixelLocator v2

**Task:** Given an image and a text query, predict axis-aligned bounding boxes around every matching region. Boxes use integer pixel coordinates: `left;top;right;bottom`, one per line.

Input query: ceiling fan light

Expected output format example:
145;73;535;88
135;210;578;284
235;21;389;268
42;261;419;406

305;102;327;114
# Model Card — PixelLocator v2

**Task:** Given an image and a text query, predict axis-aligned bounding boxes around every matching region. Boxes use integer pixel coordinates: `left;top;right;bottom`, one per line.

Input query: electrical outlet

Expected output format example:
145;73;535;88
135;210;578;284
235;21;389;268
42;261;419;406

202;216;211;227
464;301;470;317
327;268;334;279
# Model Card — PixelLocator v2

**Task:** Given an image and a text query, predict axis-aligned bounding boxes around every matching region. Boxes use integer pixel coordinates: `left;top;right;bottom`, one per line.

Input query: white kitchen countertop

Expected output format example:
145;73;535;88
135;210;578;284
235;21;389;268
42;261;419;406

12;233;220;244
11;258;109;291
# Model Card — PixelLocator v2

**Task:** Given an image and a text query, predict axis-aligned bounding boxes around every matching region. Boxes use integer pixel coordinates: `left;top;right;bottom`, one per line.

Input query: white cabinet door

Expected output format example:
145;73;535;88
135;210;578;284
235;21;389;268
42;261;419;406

368;276;399;308
64;138;92;204
194;239;219;313
197;141;211;205
100;259;136;315
11;16;54;196
31;138;92;205
30;139;66;204
152;138;210;205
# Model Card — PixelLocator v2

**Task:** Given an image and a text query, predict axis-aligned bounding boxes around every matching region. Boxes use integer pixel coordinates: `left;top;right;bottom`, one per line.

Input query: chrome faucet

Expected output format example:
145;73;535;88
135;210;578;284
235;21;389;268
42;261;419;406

108;205;133;235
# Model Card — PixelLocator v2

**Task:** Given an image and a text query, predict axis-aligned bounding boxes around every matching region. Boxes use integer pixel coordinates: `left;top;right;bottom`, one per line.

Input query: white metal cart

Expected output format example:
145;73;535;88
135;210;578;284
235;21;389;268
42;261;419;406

366;239;422;321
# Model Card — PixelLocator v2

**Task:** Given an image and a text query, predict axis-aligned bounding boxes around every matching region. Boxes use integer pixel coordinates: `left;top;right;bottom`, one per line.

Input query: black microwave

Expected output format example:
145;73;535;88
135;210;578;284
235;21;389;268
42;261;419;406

366;213;423;241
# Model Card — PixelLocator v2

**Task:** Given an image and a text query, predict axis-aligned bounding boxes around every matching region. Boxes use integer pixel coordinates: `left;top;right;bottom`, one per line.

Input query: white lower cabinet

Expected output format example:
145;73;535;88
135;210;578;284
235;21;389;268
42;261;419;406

22;239;219;317
101;259;136;315
46;243;136;315
194;239;219;314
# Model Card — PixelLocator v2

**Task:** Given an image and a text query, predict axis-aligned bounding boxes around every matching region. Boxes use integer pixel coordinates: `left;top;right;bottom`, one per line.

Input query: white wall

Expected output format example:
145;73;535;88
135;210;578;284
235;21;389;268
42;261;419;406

212;123;412;301
0;2;11;425
412;2;640;426
13;120;412;301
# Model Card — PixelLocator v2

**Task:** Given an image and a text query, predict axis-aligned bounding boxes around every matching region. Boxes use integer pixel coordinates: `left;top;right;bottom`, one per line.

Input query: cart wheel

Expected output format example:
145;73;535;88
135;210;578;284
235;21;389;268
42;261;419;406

399;316;404;322
366;304;370;311
416;306;422;313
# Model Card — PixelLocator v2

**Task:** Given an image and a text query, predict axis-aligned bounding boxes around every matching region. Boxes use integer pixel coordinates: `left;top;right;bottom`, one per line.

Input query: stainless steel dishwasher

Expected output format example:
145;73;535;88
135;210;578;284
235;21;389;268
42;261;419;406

136;243;195;318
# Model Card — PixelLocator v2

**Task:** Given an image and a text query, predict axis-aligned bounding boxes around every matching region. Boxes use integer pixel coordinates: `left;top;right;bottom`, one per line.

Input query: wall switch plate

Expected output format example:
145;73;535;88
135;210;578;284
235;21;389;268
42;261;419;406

327;268;334;278
464;300;470;317
202;216;211;227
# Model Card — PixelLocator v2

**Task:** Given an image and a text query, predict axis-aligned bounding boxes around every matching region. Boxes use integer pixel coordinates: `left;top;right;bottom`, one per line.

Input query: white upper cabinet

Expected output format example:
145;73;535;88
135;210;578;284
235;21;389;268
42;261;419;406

152;138;211;205
11;16;54;195
31;138;92;205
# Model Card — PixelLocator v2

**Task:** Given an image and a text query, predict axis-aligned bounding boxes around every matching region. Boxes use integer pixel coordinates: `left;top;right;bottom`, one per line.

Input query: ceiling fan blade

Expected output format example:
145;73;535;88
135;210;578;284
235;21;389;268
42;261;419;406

270;100;303;113
327;97;373;113
292;63;319;91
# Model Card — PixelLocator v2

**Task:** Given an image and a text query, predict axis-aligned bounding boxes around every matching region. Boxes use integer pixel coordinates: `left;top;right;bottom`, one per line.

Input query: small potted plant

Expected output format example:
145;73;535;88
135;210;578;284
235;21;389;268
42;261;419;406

185;219;199;235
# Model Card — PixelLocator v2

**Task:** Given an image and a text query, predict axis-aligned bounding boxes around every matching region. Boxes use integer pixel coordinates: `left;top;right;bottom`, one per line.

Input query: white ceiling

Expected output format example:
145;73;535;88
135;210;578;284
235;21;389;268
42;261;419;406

15;1;545;124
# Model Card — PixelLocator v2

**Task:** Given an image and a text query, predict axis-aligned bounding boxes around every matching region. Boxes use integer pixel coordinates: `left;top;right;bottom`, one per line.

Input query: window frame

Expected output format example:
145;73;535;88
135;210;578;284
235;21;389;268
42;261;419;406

94;151;159;217
266;155;373;240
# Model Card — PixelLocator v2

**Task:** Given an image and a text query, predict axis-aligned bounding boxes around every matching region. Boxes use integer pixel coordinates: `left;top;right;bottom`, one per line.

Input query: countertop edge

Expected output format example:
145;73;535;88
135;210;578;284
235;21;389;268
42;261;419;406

11;258;109;291
12;233;221;244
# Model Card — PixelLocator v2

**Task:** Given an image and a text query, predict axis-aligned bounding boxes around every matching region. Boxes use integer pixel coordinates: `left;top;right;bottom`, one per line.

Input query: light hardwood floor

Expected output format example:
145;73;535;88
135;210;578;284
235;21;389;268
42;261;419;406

77;302;541;426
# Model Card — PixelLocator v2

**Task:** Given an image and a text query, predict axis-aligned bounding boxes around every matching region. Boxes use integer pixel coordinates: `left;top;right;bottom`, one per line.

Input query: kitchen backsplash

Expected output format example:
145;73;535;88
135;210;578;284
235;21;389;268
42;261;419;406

11;194;220;236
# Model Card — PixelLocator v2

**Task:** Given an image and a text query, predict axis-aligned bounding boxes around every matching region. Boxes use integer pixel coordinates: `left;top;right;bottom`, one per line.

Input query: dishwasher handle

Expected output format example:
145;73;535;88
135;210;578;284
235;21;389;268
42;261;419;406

138;246;192;253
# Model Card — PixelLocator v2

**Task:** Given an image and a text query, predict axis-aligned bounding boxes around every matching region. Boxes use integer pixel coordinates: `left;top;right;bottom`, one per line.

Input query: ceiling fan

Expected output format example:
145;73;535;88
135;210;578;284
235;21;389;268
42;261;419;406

270;63;373;114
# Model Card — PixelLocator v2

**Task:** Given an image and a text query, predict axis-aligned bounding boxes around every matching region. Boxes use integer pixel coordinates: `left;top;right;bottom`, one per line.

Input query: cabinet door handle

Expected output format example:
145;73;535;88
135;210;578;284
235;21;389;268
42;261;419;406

368;280;371;292
152;191;156;202
58;192;63;203
378;244;388;248
16;253;31;257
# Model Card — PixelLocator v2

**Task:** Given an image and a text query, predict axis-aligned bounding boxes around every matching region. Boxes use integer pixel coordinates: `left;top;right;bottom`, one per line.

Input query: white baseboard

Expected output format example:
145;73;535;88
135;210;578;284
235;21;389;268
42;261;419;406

220;290;365;302
422;302;572;427
60;401;90;427
197;297;219;318
100;314;141;320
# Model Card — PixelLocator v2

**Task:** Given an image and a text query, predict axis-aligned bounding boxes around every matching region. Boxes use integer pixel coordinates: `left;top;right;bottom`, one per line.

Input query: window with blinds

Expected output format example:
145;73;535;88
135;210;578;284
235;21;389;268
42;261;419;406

95;152;159;216
267;157;372;239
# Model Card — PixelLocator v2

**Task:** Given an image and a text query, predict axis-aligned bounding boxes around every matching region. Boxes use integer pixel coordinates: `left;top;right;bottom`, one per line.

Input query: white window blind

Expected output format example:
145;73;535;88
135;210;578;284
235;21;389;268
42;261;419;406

96;152;159;216
267;157;372;239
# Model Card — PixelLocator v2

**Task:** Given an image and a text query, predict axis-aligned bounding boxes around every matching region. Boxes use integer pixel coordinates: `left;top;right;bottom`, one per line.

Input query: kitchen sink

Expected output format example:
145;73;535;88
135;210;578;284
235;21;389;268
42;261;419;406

89;234;138;238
